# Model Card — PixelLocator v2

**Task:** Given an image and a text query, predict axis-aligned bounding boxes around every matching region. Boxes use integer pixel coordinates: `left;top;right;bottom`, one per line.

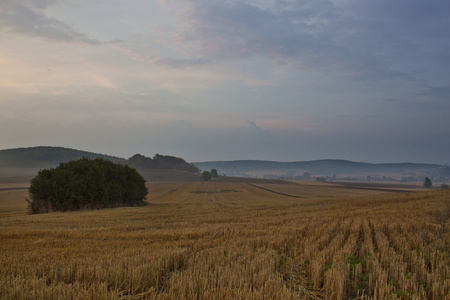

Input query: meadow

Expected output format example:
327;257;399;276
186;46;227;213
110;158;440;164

0;181;449;299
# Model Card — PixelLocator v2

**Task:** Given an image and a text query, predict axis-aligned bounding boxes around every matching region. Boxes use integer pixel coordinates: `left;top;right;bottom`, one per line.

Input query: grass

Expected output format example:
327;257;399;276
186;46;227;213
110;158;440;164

0;181;449;299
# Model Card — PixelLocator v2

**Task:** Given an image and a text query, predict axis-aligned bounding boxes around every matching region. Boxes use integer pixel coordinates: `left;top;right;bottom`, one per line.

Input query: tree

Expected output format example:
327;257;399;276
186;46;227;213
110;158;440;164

202;171;212;181
210;169;219;178
127;153;199;173
27;158;148;214
423;177;432;188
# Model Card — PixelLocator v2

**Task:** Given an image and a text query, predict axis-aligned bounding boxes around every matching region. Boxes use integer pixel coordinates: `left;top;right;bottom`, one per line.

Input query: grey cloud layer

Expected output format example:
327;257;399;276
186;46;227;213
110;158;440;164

0;0;100;45
1;0;449;163
174;0;450;80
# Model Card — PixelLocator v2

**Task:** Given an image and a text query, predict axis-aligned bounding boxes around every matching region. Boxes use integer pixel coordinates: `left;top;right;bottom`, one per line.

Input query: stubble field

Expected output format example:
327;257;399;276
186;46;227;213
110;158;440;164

0;181;449;299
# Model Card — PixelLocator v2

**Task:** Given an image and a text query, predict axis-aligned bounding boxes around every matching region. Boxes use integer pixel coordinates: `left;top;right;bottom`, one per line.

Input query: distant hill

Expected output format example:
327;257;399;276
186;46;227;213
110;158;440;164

194;159;441;174
194;159;447;182
0;146;200;183
0;146;127;168
1;147;448;184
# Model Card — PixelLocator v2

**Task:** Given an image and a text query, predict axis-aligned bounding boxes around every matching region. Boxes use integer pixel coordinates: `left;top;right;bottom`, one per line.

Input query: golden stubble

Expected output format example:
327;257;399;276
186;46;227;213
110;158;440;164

0;182;449;299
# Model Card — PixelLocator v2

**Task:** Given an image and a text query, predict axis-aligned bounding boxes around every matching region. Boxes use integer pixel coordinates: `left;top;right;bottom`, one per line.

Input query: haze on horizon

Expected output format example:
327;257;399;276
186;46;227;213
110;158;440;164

1;0;449;164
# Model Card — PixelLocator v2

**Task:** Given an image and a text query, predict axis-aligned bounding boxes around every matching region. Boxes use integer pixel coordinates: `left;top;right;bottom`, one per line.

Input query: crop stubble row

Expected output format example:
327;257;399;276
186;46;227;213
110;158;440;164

0;182;449;299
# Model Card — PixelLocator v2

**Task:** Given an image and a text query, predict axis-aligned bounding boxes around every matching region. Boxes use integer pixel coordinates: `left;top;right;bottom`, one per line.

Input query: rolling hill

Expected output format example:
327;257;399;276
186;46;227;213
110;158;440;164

0;147;200;183
0;146;127;168
194;159;447;182
1;146;448;183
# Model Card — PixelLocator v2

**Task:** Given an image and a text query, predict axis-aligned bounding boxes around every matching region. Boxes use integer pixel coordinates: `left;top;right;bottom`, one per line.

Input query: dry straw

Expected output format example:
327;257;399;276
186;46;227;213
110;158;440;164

0;182;449;299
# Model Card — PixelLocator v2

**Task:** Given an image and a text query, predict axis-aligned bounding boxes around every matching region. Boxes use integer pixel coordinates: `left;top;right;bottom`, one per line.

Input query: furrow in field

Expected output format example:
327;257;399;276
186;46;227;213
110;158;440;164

0;182;448;299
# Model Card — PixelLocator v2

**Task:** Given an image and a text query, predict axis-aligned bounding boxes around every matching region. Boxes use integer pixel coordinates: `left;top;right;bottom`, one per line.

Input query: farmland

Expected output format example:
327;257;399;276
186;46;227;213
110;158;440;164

0;181;449;299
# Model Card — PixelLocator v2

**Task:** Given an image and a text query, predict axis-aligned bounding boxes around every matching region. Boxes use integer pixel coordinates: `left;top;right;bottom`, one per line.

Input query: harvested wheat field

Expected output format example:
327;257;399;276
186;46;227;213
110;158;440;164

0;181;449;299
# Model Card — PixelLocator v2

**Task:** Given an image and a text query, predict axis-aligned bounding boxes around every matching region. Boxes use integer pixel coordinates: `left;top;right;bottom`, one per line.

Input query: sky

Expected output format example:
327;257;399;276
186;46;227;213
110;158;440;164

1;0;449;164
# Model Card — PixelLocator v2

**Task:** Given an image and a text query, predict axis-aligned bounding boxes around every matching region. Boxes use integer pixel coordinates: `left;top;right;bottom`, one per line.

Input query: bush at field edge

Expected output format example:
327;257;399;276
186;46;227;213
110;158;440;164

27;158;148;214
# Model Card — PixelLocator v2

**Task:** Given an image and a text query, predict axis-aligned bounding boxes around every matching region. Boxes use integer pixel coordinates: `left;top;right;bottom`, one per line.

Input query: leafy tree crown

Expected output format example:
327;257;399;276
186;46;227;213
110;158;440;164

27;158;148;214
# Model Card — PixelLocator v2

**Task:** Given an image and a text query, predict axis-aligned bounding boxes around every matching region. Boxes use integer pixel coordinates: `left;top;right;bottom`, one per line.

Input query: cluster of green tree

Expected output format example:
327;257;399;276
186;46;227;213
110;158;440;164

422;177;449;189
202;169;219;181
127;153;199;173
27;158;148;214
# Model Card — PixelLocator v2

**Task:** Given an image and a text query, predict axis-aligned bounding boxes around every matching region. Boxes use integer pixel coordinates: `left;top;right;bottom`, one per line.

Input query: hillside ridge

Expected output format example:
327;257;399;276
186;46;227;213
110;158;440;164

1;146;448;183
193;159;446;182
0;146;198;173
194;159;441;171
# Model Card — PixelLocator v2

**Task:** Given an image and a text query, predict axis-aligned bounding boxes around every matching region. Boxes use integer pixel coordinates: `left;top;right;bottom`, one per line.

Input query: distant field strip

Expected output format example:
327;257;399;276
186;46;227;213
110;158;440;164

0;187;27;191
247;183;306;198
331;182;419;193
0;182;449;299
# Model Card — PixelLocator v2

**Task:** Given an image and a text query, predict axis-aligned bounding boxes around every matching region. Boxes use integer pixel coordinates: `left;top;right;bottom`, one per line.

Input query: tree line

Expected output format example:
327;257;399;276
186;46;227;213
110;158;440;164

128;153;199;173
202;169;219;181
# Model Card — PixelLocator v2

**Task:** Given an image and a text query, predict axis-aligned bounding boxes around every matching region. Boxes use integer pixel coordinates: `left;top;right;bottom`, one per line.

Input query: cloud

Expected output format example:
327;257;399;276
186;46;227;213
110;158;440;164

167;0;450;79
178;0;337;63
382;98;403;103
0;0;101;45
153;57;212;68
244;119;265;132
421;85;450;100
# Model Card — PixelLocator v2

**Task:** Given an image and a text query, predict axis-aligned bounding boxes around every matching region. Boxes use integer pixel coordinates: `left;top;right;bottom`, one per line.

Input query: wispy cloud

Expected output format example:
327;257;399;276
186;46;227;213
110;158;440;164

0;0;101;45
165;0;450;80
421;85;450;100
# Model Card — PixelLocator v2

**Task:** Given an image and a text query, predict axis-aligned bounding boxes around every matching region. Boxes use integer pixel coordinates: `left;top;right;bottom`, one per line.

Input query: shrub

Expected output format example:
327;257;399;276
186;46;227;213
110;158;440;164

210;169;219;178
202;171;212;181
423;177;432;188
27;158;148;214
